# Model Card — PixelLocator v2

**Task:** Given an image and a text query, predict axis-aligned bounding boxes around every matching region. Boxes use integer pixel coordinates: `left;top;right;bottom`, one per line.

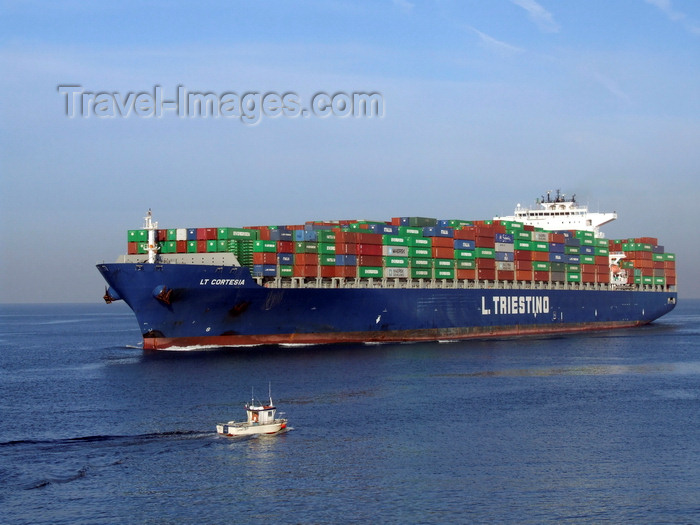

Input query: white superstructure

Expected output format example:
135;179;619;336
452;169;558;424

495;190;616;238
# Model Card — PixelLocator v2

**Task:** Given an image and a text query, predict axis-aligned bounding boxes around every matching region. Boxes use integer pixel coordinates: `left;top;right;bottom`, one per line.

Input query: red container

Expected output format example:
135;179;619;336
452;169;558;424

457;269;476;280
595;256;608;265
516;260;533;271
335;266;357;278
475;236;495;248
253;252;276;265
356;232;382;245
157;229;167;242
356;244;382;256
549;233;565;243
336;243;357;255
295;253;319;266
197;240;207;252
293;265;318;278
531;251;549;262
516;269;533;281
477;268;496;280
357;255;383;267
431;237;454;248
432;247;454;259
515;250;532;261
666;275;676;285
177;240;187;253
497;270;514;281
533;271;550;282
336;231;358;244
278;241;294;253
582;272;596;283
320;266;336;278
597;272;610;283
454;228;476;241
476;258;495;270
127;242;138;255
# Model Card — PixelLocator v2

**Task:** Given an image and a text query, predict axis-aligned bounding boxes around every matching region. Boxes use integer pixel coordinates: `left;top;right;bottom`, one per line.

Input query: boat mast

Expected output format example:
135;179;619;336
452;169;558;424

144;209;159;264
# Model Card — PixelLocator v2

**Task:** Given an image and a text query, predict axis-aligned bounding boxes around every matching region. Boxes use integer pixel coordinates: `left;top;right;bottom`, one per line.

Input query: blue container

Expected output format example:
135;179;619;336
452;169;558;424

270;229;293;241
549;242;565;253
186;228;198;241
252;264;277;277
566;254;581;264
565;237;580;247
454;239;475;250
549;253;565;262
580;246;595;255
336;254;357;266
495;233;514;244
277;253;294;265
495;251;514;262
423;227;454;238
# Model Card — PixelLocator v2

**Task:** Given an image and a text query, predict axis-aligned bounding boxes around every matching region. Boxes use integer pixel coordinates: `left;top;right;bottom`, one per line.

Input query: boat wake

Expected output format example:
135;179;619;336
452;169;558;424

0;430;214;449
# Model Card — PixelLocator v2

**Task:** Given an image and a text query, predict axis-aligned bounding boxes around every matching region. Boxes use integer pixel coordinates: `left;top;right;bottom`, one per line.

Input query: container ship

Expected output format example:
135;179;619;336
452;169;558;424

97;191;677;350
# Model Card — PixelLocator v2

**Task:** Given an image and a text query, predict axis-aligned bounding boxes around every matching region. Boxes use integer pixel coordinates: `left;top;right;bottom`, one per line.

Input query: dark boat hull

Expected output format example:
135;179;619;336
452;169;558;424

97;263;677;350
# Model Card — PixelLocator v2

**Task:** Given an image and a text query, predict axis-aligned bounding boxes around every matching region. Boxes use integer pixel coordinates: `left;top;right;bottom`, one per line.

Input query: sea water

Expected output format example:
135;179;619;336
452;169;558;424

1;300;699;524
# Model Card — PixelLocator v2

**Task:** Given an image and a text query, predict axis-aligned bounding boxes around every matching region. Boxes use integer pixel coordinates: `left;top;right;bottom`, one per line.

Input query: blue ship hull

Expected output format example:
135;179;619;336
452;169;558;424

97;263;678;350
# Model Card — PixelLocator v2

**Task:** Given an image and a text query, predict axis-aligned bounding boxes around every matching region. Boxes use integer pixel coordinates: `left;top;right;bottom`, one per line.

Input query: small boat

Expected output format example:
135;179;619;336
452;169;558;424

216;389;288;437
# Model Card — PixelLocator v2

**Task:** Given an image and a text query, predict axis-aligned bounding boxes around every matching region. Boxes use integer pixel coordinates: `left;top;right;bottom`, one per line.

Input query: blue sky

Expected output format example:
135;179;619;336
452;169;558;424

1;0;699;301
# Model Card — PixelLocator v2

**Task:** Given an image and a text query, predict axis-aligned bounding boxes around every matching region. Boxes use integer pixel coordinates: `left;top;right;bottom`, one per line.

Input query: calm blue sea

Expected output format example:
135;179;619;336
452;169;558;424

1;300;699;524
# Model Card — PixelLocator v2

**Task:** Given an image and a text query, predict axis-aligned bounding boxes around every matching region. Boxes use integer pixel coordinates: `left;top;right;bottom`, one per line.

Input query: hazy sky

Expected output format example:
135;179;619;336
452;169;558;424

1;0;699;302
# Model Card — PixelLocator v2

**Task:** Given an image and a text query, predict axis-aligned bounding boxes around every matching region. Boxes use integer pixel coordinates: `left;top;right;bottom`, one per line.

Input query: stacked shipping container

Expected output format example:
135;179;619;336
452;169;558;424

125;218;675;287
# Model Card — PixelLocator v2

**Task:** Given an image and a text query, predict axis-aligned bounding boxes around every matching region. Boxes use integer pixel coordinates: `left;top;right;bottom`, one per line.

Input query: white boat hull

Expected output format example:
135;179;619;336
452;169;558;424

216;419;288;437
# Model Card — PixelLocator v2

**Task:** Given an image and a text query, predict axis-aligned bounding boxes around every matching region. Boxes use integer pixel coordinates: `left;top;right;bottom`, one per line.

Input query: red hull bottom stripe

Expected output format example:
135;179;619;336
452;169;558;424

142;321;646;350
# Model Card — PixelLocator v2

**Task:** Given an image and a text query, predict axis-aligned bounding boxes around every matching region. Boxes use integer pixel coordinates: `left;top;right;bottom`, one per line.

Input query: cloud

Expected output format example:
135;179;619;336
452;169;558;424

644;0;700;35
511;0;560;33
468;27;525;57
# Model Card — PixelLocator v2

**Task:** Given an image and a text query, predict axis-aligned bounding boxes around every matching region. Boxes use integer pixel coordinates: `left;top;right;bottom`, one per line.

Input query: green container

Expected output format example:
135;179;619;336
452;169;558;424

411;268;433;279
253;240;277;253
455;250;475;260
383;235;408;246
565;246;580;255
167;229;178;241
409;237;432;247
434;259;455;269
317;230;336;243
567;264;581;273
664;253;676;261
128;229;148;242
435;268;455;279
576;230;595;239
294;242;318;253
594;247;609;256
411;258;433;268
532;242;549;252
533;261;550;271
217;228;230;240
359;266;383;278
383;257;409;267
279;266;294;277
551;262;566;272
407;217;437;227
456;259;476;269
595;238;609;247
566;272;581;282
187;241;198;253
409;247;431;258
579;238;595;246
515;240;533;250
580;255;596;265
136;242;148;254
398;226;423;237
514;231;532;241
161;241;177;254
229;228;258;240
320;255;336;266
318;243;336;255
217;240;229;252
206;240;218;252
475;248;495;258
653;276;666;285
